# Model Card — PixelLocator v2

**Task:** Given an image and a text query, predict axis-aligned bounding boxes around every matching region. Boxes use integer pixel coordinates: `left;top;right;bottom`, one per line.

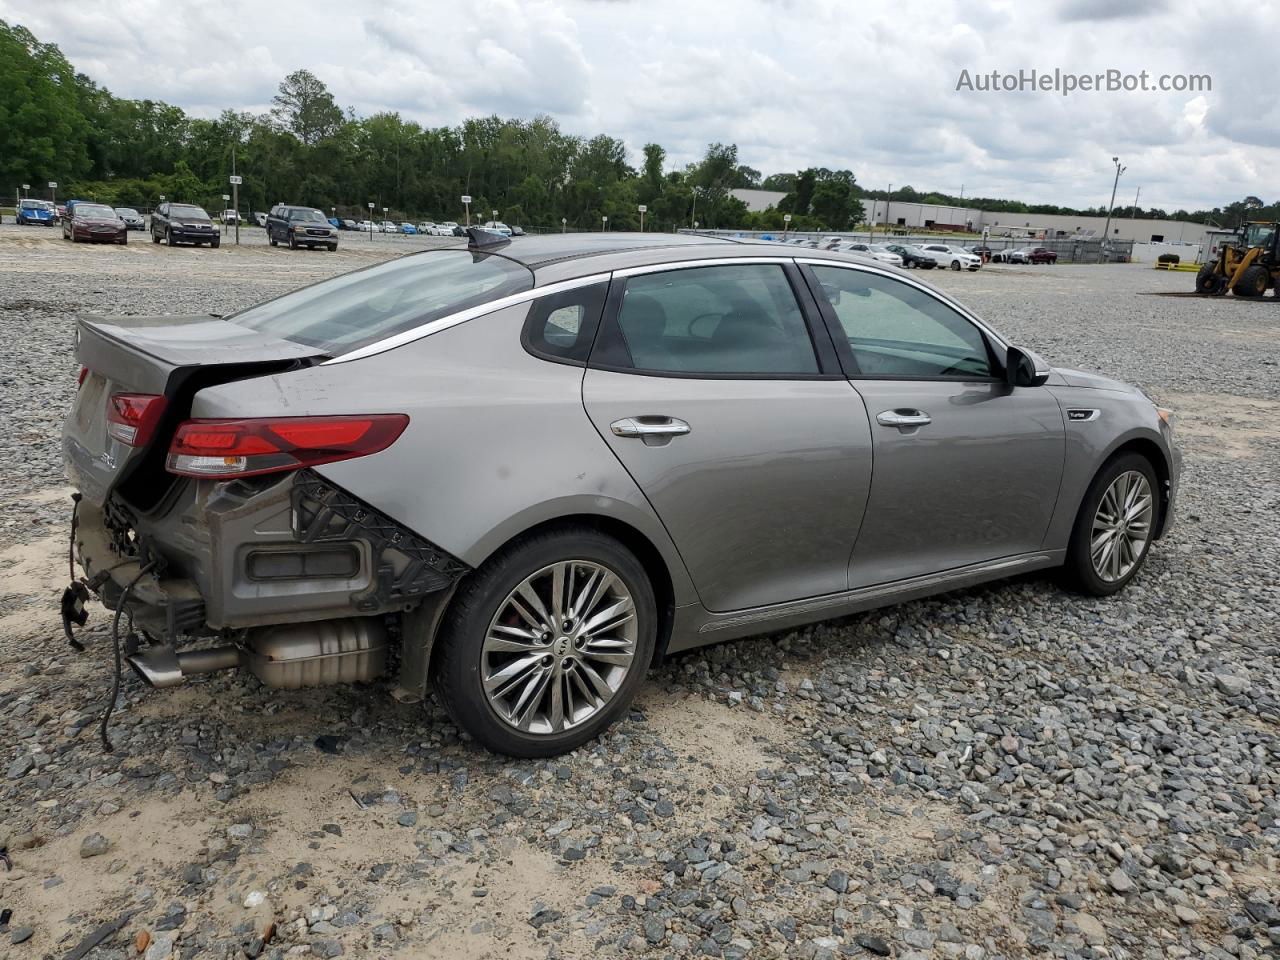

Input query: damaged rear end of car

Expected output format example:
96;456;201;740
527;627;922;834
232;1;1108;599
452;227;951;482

62;312;470;708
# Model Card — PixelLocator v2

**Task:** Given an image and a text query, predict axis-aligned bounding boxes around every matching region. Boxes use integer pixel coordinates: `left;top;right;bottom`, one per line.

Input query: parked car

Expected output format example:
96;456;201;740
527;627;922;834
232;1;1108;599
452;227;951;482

114;207;146;231
1028;247;1059;264
55;204;67;220
919;244;982;271
252;211;268;228
341;219;359;231
990;248;1029;264
840;242;904;267
265;205;339;251
379;221;398;234
400;222;417;235
62;202;127;244
510;225;525;237
451;224;468;237
60;235;1179;757
884;243;937;269
356;220;376;232
417;222;435;234
151;202;219;247
16;199;56;226
483;220;513;237
221;210;240;224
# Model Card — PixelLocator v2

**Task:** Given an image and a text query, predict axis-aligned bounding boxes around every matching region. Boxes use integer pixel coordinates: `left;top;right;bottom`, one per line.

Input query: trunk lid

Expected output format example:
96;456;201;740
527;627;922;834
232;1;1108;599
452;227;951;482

65;314;325;507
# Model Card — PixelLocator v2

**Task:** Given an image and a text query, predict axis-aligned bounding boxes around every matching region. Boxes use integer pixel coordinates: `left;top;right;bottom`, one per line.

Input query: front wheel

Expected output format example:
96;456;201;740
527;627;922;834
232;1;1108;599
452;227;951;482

288;231;298;250
166;229;176;247
1234;264;1269;298
951;260;961;271
434;528;656;758
327;243;338;252
211;238;220;249
1063;452;1160;596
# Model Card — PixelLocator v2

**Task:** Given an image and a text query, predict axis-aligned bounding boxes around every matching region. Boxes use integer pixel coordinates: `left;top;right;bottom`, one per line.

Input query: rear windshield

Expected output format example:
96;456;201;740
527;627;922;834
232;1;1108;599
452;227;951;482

227;250;532;354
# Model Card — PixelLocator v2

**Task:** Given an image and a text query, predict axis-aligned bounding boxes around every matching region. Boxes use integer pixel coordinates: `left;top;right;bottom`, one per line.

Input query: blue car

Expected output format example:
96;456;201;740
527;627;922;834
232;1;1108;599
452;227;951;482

327;217;341;229
399;222;417;235
16;199;56;226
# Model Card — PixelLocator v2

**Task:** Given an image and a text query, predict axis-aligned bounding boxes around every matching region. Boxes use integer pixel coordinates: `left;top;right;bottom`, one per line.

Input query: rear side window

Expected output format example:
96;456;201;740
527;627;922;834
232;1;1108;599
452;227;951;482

592;264;819;376
229;250;532;355
522;283;608;365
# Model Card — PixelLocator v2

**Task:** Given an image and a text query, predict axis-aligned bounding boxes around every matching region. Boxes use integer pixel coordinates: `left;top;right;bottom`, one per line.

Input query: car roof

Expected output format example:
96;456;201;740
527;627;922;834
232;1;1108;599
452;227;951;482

480;233;905;285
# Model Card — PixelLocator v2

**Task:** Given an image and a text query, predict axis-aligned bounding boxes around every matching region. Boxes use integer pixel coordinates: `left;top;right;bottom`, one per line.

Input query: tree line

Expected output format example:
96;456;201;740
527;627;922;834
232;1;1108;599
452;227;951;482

1;20;1270;232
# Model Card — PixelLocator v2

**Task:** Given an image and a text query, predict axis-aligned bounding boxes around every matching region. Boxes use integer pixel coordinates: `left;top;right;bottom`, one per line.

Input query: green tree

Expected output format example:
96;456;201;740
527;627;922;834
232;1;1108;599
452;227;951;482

271;69;343;145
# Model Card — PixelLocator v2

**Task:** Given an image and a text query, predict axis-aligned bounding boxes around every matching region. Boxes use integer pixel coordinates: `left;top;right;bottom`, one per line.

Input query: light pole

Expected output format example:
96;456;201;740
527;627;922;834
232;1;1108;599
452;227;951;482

383;206;389;236
222;194;231;235
783;213;792;236
367;202;374;240
1099;156;1126;262
561;217;566;233
461;194;471;226
602;215;608;232
638;204;646;232
49;181;58;209
21;183;29;199
491;209;498;227
884;183;892;234
1131;186;1140;219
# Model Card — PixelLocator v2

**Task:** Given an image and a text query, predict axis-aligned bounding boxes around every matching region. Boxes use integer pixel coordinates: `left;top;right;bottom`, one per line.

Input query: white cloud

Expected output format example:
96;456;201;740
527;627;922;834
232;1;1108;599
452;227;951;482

2;0;1275;209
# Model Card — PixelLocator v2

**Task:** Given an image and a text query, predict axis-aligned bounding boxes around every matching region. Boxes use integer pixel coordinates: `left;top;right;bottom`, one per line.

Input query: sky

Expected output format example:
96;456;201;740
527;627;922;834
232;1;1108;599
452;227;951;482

4;0;1277;212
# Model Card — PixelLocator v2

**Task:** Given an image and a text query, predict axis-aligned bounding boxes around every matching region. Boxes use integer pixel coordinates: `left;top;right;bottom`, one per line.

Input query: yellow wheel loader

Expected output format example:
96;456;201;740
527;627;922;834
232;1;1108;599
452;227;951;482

1195;221;1279;297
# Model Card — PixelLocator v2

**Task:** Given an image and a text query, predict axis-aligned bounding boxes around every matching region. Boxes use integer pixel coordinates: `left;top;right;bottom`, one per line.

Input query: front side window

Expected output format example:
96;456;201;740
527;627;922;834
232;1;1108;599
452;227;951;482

810;266;993;379
595;264;819;376
229;250;532;355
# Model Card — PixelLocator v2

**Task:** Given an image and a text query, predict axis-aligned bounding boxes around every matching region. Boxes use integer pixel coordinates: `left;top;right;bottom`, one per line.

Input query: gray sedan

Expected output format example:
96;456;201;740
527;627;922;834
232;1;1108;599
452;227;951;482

62;232;1179;756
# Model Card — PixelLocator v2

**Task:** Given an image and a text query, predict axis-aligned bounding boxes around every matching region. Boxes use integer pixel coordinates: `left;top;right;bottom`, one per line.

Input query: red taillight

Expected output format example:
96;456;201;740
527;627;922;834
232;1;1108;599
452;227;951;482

165;414;408;479
77;366;89;387
107;393;167;447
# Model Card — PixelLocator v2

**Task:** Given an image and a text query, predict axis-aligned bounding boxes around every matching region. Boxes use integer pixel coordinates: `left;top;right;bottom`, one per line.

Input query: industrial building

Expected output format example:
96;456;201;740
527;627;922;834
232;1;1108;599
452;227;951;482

728;189;1212;247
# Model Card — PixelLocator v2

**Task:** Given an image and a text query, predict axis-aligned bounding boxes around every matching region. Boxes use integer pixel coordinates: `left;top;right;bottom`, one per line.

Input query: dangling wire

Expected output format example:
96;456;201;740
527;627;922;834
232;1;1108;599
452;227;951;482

99;560;157;753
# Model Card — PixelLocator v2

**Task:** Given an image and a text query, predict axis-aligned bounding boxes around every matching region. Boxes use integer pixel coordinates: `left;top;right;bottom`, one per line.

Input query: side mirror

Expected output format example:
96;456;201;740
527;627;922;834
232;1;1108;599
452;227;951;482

1006;345;1051;387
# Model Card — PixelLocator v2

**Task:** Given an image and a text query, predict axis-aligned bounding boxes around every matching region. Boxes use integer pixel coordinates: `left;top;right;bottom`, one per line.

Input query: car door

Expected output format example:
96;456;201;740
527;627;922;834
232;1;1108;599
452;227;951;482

802;262;1065;587
582;260;873;613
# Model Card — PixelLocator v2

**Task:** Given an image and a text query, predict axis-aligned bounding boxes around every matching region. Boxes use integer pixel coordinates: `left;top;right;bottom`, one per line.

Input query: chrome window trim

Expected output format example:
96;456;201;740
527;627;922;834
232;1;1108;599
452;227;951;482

795;257;1009;350
323;272;612;364
610;256;792;278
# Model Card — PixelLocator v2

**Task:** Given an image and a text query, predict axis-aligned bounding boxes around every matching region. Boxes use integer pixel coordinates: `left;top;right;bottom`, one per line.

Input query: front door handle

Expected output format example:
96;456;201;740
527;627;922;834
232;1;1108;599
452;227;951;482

610;416;692;440
876;409;932;428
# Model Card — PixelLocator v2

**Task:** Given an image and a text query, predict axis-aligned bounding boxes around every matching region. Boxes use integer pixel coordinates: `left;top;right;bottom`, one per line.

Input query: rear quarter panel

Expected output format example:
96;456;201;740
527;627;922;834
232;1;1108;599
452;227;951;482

190;303;698;605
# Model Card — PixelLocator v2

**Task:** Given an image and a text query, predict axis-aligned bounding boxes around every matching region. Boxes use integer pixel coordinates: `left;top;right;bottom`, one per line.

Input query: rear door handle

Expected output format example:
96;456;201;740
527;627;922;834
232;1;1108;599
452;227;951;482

876;409;932;428
610;417;691;439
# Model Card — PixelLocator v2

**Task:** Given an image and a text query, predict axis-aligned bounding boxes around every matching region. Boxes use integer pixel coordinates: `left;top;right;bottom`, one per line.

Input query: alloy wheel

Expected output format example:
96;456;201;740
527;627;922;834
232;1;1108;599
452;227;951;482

1090;470;1153;582
481;560;637;735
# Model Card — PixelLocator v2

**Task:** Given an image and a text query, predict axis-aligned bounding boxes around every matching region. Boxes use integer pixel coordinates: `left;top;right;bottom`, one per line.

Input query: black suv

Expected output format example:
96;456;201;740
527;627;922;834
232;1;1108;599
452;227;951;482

151;202;219;247
266;205;338;251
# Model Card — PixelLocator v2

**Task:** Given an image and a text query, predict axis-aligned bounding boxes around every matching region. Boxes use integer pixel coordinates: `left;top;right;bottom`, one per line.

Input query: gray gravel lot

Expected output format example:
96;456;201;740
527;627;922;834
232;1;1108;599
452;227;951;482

0;227;1277;960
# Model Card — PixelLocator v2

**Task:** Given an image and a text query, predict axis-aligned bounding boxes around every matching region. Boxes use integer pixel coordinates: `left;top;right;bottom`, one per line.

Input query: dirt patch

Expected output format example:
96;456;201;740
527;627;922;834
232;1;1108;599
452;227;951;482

1157;391;1280;458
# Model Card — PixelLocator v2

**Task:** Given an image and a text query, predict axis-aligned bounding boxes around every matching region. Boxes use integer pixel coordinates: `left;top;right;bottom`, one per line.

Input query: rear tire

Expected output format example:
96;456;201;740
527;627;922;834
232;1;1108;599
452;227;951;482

1195;263;1225;295
1234;264;1269;298
951;260;961;271
1062;452;1160;596
434;527;656;758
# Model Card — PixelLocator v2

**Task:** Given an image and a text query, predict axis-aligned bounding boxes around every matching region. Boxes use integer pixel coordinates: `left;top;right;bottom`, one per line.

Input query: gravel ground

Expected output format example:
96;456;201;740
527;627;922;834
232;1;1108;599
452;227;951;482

0;227;1277;960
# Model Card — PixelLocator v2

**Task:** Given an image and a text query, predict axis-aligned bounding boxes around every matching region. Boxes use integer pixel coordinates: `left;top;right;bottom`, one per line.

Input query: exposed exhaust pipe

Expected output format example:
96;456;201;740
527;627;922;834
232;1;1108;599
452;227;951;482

128;645;240;688
126;618;387;689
